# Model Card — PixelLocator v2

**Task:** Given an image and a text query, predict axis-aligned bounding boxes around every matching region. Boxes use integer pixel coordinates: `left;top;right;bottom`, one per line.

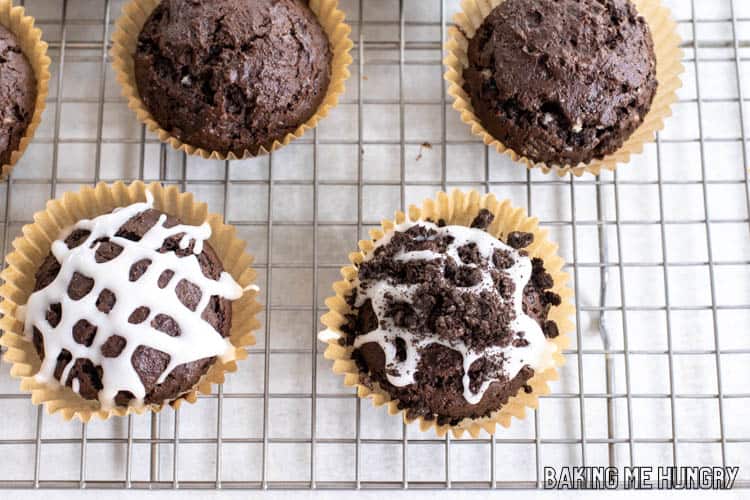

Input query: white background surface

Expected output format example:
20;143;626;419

0;0;749;494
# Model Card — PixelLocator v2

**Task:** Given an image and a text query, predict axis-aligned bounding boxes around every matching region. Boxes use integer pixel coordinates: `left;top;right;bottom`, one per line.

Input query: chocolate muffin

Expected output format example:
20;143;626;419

133;0;332;156
0;23;37;167
25;198;243;410
463;0;657;166
340;209;561;425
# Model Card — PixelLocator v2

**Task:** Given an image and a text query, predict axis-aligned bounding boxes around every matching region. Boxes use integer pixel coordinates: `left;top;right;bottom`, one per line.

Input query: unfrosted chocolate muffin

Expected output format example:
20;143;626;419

341;210;561;425
463;0;657;166
133;0;332;156
26;200;243;410
0;23;37;167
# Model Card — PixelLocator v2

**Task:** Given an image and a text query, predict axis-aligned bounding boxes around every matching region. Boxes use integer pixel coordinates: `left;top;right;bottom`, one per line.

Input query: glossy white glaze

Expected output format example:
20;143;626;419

25;193;243;410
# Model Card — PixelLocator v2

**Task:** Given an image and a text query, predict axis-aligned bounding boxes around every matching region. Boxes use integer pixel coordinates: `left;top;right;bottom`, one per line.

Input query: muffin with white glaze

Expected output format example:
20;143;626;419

0;182;260;420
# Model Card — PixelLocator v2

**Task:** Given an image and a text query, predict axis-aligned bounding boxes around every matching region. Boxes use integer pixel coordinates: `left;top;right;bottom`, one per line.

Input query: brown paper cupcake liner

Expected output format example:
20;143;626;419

0;181;263;422
0;0;50;179
444;0;684;177
319;190;575;438
110;0;353;160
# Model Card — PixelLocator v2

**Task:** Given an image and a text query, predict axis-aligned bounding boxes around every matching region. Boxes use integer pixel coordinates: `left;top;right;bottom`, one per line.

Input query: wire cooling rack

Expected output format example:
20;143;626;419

0;0;749;491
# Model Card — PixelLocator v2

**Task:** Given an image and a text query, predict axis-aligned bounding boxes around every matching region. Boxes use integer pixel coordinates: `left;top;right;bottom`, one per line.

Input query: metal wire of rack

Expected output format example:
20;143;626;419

0;0;749;491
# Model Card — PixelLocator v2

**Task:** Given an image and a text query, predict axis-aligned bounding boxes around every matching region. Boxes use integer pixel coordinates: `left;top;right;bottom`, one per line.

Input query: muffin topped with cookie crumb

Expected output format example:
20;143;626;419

338;209;561;425
463;0;657;166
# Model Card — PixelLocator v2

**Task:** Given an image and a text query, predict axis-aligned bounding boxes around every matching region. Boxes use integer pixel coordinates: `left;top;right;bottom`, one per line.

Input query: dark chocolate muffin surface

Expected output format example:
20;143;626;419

463;0;657;166
134;0;332;156
27;198;243;409
341;210;561;425
0;23;36;167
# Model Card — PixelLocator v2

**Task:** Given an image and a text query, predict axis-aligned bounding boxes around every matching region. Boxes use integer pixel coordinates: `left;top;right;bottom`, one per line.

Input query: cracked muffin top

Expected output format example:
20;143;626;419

463;0;657;166
0;24;36;167
133;0;331;156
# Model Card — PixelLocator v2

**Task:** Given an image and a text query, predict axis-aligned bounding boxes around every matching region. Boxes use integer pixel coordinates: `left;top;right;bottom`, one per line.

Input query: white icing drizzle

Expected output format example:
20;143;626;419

351;221;557;405
25;193;244;410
